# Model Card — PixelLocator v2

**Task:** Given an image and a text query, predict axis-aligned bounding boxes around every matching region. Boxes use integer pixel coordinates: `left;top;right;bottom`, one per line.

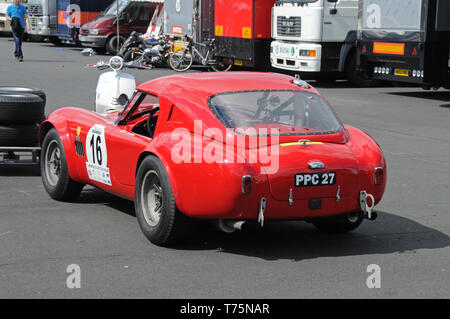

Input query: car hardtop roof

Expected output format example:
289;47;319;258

136;72;318;98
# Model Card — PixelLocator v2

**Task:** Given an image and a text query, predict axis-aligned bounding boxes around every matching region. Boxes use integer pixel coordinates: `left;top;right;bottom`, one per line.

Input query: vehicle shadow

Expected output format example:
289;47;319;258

174;211;450;261
0;163;40;176
70;186;450;261
74;186;136;218
386;91;450;108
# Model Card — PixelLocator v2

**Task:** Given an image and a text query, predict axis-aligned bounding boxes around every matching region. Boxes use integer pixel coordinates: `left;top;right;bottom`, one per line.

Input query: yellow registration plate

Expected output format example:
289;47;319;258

395;68;409;77
234;59;243;66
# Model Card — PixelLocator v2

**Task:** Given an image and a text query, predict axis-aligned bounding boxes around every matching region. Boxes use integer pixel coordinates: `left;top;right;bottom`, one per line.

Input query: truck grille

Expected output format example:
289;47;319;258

277;16;301;37
27;4;43;16
30;17;39;28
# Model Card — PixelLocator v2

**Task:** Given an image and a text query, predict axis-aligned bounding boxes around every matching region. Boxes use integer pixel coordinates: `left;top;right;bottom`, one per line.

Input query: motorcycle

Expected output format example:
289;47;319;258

81;48;151;114
119;32;172;67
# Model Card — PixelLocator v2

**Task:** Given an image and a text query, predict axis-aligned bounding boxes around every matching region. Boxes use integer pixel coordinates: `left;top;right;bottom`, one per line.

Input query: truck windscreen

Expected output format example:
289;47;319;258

362;0;422;31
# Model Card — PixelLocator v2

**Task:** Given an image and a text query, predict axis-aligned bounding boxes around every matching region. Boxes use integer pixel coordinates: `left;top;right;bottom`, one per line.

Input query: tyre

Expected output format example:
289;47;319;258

210;61;232;72
0;93;45;124
0;123;39;146
0;86;46;104
169;50;193;72
106;35;125;55
312;212;363;233
40;128;84;201
135;156;191;246
49;37;62;46
345;51;374;87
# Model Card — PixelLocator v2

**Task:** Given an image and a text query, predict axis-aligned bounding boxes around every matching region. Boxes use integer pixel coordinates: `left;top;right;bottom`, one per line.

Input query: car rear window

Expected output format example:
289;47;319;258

208;90;343;136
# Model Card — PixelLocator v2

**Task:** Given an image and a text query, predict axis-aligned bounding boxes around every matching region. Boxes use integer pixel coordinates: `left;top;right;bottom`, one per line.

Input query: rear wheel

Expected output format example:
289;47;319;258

312;212;363;233
135;156;191;246
345;51;374;87
169;50;193;72
40;128;84;201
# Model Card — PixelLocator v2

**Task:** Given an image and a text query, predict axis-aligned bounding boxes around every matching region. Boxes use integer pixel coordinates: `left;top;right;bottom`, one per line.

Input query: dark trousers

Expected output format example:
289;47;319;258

11;27;24;58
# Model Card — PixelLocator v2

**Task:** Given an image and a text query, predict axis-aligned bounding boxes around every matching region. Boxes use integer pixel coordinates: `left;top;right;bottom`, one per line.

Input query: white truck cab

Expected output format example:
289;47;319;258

271;0;363;83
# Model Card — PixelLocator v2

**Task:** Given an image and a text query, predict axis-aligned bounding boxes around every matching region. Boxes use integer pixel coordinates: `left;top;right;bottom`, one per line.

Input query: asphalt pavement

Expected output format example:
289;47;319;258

0;37;449;298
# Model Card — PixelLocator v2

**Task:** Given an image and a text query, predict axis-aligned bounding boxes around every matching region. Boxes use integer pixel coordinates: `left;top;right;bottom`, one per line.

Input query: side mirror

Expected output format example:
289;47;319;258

81;48;95;56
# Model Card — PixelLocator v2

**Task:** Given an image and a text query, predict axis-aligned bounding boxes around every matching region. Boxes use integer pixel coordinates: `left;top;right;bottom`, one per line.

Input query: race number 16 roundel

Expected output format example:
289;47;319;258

85;124;111;186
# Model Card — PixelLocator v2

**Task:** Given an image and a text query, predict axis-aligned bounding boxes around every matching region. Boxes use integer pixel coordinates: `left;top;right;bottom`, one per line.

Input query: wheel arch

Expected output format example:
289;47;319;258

39;119;81;183
338;30;357;73
135;150;185;213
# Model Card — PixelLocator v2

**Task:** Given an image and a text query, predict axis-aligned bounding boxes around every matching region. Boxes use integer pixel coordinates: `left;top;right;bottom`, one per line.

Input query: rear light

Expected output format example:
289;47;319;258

241;175;252;194
374;167;384;185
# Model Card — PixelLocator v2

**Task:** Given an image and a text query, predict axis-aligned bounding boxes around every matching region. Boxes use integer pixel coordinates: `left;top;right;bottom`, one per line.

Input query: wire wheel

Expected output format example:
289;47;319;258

44;140;61;187
169;50;193;72
141;170;164;227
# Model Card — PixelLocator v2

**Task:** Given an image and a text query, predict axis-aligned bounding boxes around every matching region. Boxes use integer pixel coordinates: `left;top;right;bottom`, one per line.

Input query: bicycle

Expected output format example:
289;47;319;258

168;36;232;72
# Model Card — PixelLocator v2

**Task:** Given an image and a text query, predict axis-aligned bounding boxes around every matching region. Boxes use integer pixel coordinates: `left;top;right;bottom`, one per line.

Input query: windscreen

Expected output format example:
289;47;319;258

209;90;342;136
103;0;129;16
362;0;422;31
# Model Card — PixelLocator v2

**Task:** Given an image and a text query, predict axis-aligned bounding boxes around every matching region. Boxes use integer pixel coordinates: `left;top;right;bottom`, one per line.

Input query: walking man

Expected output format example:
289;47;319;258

6;0;30;62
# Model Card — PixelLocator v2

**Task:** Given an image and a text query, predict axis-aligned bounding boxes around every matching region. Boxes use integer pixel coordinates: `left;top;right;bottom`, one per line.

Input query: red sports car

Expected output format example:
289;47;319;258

39;72;386;246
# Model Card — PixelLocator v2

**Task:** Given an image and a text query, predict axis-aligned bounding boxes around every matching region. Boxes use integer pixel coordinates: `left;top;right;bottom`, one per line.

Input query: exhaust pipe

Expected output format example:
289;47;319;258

217;220;246;233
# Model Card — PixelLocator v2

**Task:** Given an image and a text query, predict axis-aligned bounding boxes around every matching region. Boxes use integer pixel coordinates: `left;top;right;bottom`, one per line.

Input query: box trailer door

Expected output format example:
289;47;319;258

164;0;195;36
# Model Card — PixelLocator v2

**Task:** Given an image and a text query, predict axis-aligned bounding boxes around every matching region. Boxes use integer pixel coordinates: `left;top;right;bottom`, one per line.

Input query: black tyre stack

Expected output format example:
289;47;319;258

0;87;46;147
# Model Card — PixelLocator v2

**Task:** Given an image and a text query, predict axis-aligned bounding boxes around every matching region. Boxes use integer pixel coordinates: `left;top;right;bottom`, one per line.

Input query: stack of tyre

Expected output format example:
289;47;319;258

0;87;46;147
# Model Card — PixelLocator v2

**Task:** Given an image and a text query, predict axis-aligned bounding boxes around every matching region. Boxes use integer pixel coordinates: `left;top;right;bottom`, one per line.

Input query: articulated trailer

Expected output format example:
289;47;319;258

164;0;276;68
357;0;450;90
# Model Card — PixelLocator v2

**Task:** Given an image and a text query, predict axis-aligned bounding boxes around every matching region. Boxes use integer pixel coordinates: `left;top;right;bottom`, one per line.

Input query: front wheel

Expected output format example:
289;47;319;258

40;128;84;201
311;212;363;233
106;35;125;55
135;156;191;246
169;50;193;72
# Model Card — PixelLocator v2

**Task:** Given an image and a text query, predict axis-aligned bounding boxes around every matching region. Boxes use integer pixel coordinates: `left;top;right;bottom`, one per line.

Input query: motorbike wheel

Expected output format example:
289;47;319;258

123;50;143;62
169;51;193;72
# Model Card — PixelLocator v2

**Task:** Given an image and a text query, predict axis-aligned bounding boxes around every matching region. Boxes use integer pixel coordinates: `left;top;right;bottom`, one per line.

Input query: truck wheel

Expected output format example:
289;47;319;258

106;35;125;55
49;37;62;46
135;156;191;246
0;124;39;146
312;212;363;233
40;128;84;201
0;93;45;124
0;87;46;104
345;51;374;87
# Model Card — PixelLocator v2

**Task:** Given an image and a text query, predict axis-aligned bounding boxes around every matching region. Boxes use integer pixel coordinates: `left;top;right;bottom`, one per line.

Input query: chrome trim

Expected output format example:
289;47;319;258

308;161;325;170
